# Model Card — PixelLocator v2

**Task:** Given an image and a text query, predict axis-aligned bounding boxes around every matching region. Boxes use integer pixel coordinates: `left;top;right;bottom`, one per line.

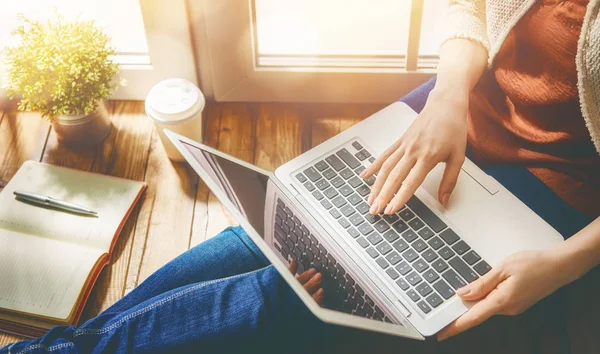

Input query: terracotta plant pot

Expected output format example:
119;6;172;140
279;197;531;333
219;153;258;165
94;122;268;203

52;101;111;147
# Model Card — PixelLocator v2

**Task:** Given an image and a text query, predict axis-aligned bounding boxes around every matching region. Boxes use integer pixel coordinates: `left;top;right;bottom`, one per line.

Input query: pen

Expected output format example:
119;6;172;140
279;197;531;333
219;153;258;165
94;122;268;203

13;190;98;216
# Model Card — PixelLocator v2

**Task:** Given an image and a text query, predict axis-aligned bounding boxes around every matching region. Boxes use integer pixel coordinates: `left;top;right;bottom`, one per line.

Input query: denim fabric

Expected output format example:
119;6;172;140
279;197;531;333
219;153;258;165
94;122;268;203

2;79;594;353
2;227;323;354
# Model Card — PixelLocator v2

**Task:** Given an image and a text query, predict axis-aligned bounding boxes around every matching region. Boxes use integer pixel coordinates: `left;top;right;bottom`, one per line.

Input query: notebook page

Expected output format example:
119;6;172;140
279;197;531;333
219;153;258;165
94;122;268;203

0;230;103;320
0;161;144;251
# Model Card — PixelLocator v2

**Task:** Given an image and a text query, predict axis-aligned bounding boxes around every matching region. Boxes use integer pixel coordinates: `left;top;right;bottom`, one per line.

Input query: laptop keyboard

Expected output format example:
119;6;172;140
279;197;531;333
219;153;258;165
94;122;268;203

273;198;393;322
294;140;492;315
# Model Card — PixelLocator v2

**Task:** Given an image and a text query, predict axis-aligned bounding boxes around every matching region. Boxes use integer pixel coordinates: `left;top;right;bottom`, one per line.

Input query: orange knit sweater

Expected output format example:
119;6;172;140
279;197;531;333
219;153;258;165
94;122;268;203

467;0;600;217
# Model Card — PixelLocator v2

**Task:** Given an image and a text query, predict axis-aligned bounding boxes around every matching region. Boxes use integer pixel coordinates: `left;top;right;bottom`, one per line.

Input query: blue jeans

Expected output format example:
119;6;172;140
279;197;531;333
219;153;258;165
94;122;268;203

2;79;594;353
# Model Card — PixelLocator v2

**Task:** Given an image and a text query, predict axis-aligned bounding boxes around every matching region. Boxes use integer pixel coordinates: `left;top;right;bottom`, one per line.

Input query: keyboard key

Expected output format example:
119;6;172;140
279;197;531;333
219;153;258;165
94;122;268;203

340;204;356;217
428;236;444;250
385;251;402;265
383;230;400;243
416;283;433;297
392;239;409;252
406;271;423;286
320;199;332;210
402;249;419;262
323;187;339;199
366;247;379;259
355;151;367;161
349;214;365;226
383;214;399;224
338;218;350;229
396;261;412;275
432;259;449;273
355;166;366;177
312;190;324;201
376;257;389;269
303;167;322;182
473;260;492;275
440;229;460;245
418;227;435;240
356;202;370;214
463;250;481;265
337;148;361;169
452;240;470;255
401;229;418;242
326;154;346;171
422;248;438;262
406;289;420;302
296;173;307;183
364;176;376;186
407;200;445;234
347;193;362;205
356;185;370;196
357;237;369;248
315;160;329;171
433;280;455;299
438;246;455;260
348;176;362;188
386;268;400;280
322;168;336;180
396;278;410;290
329;209;342;219
332;196;347;208
408;218;425;231
413;239;428;252
316;179;331;190
449;257;479;283
442;269;467;289
331;176;345;188
339;184;354;197
392;221;409;233
352;141;363;150
340;168;354;179
367;233;383;245
361;149;371;158
358;223;374;236
417;301;432;314
399;208;415;221
374;220;390;233
376;242;393;255
413;258;429;273
304;182;315;192
422;269;440;283
426;293;443;308
347;227;360;238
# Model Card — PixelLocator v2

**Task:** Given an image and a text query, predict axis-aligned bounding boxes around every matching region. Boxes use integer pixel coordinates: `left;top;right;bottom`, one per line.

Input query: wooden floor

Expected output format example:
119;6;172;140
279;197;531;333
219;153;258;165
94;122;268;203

1;101;599;354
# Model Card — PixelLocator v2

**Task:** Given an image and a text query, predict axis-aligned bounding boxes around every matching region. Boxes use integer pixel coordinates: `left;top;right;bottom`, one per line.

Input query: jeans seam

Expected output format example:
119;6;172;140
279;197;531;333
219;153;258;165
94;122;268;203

14;342;74;354
73;266;271;337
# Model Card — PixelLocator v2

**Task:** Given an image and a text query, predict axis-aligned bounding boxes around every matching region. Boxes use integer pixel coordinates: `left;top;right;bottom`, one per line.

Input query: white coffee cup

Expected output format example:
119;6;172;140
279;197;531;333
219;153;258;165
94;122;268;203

145;78;205;161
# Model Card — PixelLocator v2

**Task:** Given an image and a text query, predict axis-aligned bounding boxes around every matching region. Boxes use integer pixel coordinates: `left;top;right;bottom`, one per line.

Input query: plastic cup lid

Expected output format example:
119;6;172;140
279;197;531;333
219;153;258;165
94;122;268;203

145;78;205;123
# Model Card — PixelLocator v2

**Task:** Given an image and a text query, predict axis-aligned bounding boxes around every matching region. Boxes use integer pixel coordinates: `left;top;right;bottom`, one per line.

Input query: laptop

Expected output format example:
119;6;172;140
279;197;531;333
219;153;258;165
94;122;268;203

165;101;564;339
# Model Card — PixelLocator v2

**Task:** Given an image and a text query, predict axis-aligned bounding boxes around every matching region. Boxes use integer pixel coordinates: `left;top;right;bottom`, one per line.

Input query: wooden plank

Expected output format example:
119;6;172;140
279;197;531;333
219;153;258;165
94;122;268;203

124;121;198;292
254;103;310;171
0;110;50;345
79;101;155;318
190;103;254;247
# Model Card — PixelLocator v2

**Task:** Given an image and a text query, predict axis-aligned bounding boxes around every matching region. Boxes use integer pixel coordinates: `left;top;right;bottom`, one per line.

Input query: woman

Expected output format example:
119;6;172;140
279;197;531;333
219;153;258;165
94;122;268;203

360;0;600;340
3;0;600;352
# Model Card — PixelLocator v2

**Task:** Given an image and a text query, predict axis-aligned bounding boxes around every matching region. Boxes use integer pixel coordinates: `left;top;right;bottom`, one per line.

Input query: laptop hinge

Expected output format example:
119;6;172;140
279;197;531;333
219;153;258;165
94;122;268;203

395;300;412;318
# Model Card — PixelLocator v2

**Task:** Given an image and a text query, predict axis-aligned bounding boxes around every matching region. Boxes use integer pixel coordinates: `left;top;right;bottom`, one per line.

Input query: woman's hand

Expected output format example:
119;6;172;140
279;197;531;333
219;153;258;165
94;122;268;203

288;260;325;305
361;90;469;215
437;249;573;340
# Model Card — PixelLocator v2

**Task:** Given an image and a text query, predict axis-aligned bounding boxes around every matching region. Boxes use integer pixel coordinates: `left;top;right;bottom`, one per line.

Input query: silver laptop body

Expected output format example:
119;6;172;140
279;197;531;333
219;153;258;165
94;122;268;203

167;102;563;339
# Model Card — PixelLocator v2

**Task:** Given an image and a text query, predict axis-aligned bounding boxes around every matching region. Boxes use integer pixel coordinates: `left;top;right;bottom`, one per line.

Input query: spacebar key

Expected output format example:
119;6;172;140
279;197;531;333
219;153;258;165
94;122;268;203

406;196;447;233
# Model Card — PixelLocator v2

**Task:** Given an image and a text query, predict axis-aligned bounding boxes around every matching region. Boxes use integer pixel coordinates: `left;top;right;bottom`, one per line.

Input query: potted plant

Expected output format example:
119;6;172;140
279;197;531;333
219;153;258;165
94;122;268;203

2;14;123;146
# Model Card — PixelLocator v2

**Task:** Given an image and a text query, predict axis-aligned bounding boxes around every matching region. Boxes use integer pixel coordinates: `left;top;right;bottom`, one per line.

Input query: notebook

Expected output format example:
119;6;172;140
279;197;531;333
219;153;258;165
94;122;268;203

0;161;146;337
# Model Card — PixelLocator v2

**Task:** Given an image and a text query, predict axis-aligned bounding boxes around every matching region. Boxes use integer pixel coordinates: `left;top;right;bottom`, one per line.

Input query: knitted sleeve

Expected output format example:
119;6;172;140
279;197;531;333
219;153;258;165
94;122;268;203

441;0;490;52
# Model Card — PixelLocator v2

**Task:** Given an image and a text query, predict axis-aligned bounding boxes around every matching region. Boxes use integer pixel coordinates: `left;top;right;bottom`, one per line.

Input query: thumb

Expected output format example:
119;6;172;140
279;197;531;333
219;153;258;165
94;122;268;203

457;266;503;301
438;153;465;206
